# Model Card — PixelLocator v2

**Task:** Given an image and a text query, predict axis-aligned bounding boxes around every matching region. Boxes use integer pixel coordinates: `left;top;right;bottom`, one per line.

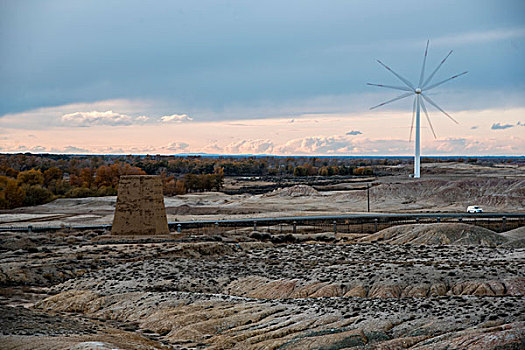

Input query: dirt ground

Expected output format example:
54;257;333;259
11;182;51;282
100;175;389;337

1;222;524;349
1;162;524;228
1;162;524;349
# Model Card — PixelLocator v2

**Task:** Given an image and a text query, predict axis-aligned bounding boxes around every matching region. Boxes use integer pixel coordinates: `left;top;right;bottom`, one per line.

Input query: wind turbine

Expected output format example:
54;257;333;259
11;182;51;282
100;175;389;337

368;41;467;178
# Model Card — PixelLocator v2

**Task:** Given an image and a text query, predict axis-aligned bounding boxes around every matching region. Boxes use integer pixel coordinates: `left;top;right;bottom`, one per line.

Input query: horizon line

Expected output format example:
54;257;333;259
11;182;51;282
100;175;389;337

1;152;523;159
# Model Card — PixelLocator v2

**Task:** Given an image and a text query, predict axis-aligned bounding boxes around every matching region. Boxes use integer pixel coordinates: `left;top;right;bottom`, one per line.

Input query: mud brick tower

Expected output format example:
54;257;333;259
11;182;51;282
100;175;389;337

112;175;169;235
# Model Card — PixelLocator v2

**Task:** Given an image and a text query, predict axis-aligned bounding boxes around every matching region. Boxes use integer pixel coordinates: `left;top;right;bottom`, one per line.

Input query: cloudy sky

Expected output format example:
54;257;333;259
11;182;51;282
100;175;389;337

1;0;524;155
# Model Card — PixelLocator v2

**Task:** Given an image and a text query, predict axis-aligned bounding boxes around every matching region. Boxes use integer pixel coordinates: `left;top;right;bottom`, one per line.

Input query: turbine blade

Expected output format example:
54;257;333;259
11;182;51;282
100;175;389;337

421;94;459;124
418;40;429;87
409;96;416;142
369;92;413;110
367;83;413;92
422;50;453;88
423;71;468;91
376;60;415;90
419;97;437;138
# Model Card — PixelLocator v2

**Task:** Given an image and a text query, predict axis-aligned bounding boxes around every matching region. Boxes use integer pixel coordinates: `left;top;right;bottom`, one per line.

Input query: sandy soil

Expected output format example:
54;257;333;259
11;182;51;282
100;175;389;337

1;174;524;228
1;164;524;349
1;223;524;349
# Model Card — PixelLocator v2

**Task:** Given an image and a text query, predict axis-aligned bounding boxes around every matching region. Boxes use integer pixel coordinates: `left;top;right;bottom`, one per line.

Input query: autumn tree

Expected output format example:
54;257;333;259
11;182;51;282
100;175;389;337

80;168;95;188
0;176;25;209
43;167;63;186
17;169;44;186
22;185;53;206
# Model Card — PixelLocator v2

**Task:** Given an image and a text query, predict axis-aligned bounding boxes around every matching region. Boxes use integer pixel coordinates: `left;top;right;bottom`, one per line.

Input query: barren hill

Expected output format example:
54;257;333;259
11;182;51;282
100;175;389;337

1;223;524;349
358;223;508;246
366;178;525;212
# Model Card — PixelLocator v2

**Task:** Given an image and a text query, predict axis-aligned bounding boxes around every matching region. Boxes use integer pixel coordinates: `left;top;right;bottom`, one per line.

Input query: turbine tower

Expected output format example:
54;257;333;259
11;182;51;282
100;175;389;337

368;41;467;178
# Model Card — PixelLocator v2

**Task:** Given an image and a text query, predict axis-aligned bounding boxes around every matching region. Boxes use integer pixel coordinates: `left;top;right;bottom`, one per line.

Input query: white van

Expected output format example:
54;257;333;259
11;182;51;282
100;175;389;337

467;205;483;213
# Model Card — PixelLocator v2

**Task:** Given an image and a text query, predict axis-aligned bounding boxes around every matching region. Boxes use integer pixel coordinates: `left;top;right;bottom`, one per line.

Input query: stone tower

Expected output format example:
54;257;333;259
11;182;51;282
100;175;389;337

112;175;169;235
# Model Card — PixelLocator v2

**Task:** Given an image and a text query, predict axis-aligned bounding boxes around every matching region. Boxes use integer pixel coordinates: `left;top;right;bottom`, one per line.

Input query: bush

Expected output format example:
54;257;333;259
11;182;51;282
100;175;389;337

96;186;117;196
66;187;96;198
353;167;373;176
293;166;308;176
21;185;53;206
47;179;72;195
164;179;187;195
0;176;25;209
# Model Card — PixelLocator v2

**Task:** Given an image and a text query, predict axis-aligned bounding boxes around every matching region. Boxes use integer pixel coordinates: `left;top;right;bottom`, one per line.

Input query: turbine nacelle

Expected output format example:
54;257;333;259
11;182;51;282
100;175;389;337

415;88;422;94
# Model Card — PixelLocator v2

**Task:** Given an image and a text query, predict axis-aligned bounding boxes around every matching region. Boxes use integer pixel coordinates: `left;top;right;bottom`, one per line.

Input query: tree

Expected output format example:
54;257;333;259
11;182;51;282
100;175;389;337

80;168;94;188
213;168;224;191
174;180;186;194
17;169;44;186
21;185;53;206
47;179;72;195
0;176;25;209
94;165;114;188
2;167;19;178
293;166;307;177
305;164;318;176
43;167;63;186
354;167;373;176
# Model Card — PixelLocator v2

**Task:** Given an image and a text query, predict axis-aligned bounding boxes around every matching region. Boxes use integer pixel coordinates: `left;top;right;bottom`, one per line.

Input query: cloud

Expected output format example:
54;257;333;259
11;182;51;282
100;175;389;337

160;114;193;123
61;110;135;126
202;144;223;154
346;130;363;135
431;138;468;152
60;146;90;153
201;135;415;156
433;27;525;47
7;145;46;153
277;136;357;154
491;122;514;130
97;146;126;154
470;126;478;130
165;142;190;152
224;139;274;154
10;145;90;154
423;136;524;154
27;145;47;152
276;135;416;155
61;109;194;127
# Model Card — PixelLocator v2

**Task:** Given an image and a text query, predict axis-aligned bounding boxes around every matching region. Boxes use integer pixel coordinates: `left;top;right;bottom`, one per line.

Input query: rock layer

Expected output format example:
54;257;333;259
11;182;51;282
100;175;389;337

1;224;524;349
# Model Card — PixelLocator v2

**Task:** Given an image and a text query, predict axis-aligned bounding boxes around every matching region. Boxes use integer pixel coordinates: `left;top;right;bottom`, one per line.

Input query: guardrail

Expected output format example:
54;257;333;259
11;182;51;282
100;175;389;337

1;212;523;233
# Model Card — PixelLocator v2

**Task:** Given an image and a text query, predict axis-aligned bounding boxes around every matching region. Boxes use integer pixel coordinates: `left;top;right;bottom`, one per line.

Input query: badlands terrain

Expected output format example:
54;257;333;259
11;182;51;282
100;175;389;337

0;164;524;349
1;171;524;228
1;223;524;349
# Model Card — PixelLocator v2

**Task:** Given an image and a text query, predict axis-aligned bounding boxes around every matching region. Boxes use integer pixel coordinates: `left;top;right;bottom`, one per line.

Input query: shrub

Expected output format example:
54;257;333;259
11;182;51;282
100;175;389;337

293;166;308;176
96;186;117;196
21;185;53;206
66;187;96;198
47;179;72;195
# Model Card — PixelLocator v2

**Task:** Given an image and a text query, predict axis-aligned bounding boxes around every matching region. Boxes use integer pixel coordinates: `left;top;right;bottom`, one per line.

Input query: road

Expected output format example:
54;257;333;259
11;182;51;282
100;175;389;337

1;212;523;232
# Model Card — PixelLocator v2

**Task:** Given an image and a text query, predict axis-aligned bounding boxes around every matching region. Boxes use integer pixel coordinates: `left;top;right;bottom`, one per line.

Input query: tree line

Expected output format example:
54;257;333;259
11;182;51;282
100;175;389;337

2;153;515;209
0;161;224;209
